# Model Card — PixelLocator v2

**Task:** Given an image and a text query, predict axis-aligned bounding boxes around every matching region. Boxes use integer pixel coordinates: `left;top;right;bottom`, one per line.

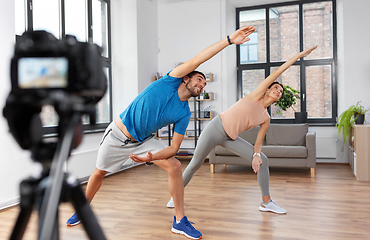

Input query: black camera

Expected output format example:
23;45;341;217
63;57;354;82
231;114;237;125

4;30;107;150
10;30;106;103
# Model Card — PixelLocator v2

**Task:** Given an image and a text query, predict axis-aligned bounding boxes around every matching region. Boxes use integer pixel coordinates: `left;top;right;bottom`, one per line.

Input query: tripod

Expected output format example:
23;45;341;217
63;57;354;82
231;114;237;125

7;98;107;240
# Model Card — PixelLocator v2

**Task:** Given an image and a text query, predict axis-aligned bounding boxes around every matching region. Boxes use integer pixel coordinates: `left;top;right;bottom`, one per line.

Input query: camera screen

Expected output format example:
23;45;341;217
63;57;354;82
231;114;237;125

18;57;68;89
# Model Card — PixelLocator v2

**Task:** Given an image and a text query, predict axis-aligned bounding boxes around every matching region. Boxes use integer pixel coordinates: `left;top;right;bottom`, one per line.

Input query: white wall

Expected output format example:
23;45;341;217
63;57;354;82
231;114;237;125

0;0;35;209
222;0;238;109
111;0;159;117
337;0;370;122
137;0;158;92
111;0;139;116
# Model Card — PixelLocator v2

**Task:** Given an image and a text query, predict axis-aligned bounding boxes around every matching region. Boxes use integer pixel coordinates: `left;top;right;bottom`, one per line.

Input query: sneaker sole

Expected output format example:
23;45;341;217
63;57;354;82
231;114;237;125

171;227;202;239
259;206;286;214
66;220;81;226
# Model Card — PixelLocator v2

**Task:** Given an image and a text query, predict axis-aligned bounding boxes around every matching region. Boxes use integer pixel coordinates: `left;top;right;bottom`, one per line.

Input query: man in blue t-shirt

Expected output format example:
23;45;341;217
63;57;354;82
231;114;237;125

67;25;256;239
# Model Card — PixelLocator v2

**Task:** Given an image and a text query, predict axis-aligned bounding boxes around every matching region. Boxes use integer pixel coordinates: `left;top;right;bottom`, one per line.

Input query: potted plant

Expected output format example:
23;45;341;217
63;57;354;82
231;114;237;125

203;90;210;99
337;101;369;150
274;85;305;123
353;101;369;124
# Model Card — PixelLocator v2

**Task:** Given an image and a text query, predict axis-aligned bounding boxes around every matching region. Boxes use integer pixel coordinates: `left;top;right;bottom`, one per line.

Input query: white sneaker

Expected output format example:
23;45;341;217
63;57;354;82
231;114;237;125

167;197;174;208
259;199;286;214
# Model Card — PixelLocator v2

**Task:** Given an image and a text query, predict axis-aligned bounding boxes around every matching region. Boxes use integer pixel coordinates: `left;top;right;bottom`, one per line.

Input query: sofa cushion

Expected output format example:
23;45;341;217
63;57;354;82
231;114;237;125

238;126;265;145
266;124;308;146
215;145;308;158
262;146;307;158
214;146;236;156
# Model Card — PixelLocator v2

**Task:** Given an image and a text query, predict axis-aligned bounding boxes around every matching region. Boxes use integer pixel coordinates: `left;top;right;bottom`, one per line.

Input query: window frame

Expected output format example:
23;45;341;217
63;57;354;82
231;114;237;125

236;0;337;125
240;32;259;63
20;0;112;135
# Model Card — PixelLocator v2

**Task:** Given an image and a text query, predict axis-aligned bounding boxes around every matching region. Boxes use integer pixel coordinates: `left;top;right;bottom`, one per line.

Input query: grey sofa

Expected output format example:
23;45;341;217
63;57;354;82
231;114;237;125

209;123;316;177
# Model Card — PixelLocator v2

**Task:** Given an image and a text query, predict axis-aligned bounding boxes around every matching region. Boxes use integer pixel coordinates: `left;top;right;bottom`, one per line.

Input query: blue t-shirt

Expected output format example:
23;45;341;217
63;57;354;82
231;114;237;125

119;73;191;142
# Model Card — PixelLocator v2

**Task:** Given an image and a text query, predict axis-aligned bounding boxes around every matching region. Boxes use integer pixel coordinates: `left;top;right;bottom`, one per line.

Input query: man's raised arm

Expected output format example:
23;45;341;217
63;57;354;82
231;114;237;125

169;26;256;78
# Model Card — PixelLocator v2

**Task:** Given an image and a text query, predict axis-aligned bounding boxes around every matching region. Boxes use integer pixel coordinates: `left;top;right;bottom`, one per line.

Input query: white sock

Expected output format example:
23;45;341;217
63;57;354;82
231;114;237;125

176;220;180;224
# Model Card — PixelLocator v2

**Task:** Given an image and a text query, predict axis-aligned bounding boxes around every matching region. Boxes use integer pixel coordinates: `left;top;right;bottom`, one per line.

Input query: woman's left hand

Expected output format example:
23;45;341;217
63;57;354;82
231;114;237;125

252;156;262;173
300;45;318;58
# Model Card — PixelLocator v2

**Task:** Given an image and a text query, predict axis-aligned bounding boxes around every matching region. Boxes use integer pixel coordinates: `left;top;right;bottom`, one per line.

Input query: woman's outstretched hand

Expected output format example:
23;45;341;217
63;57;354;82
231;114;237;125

229;26;256;45
300;45;318;58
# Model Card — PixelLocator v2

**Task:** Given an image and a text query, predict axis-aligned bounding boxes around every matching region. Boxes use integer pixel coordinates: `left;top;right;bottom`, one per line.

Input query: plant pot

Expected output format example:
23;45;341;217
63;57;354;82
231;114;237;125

354;113;365;124
295;112;307;124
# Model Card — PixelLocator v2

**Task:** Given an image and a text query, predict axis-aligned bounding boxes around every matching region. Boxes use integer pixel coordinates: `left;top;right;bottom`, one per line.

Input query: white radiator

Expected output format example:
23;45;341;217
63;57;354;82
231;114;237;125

316;137;337;158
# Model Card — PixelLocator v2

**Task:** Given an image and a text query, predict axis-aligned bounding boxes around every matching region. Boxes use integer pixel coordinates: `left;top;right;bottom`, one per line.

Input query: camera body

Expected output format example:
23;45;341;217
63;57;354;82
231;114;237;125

10;30;106;102
4;31;107;150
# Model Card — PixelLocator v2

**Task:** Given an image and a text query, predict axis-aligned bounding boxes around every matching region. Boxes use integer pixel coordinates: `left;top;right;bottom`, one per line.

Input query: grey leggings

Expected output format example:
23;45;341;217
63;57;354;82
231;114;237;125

182;115;270;196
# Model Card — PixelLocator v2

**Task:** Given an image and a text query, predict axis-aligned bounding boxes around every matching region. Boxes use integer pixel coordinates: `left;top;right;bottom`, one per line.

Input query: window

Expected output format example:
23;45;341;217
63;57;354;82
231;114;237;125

238;9;266;64
240;32;259;63
237;0;337;124
15;0;112;134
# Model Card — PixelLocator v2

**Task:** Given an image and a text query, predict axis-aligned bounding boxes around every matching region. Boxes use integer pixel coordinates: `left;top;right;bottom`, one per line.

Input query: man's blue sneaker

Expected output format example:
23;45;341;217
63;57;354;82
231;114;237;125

171;216;202;239
66;212;81;226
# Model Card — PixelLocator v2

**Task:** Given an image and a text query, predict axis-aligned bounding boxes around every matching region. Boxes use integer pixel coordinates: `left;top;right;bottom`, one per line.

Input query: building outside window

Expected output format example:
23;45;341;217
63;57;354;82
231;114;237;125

237;0;336;124
14;0;112;133
240;32;259;63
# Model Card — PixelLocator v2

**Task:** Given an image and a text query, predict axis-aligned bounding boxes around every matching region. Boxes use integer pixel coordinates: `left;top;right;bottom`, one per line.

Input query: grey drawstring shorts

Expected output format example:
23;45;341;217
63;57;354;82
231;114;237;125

96;121;165;173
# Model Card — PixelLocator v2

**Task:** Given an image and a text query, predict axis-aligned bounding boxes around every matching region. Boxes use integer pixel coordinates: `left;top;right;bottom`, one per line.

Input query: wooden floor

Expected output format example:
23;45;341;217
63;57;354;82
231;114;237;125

1;162;370;240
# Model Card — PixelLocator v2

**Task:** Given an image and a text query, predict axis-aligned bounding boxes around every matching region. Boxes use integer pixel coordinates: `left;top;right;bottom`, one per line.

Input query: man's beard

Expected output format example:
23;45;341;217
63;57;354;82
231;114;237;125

186;82;200;97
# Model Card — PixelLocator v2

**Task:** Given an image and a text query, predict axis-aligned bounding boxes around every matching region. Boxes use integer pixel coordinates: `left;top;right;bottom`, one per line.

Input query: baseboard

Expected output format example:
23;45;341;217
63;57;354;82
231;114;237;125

0;197;20;211
316;158;349;164
0;163;144;211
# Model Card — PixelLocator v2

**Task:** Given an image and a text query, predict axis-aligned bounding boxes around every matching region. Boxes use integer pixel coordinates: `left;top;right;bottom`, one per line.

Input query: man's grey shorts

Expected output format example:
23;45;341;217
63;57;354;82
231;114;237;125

96;121;165;173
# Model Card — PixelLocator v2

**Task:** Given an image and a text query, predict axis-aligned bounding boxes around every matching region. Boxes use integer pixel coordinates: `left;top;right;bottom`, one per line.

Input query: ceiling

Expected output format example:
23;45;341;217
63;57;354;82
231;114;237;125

159;0;297;8
228;0;296;8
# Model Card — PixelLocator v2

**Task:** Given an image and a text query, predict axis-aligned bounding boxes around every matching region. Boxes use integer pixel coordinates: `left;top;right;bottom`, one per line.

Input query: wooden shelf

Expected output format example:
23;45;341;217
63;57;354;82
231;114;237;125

190;111;214;121
206;73;213;82
188;92;214;101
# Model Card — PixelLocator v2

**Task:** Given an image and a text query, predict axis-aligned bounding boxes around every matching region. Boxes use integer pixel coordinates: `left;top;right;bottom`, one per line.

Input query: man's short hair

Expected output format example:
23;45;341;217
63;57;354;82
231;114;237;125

183;71;206;83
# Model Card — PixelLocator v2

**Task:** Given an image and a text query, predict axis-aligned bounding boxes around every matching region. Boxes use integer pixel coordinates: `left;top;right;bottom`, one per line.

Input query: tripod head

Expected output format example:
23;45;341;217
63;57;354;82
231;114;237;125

3;91;96;165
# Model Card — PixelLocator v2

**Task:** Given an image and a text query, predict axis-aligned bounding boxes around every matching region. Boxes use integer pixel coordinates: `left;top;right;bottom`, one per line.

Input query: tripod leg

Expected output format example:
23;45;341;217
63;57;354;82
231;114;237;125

10;207;33;240
10;179;38;240
38;206;59;240
66;176;107;240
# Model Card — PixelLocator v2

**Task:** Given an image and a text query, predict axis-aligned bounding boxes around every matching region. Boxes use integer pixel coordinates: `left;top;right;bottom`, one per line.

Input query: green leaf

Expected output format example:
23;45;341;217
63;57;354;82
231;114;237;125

274;84;300;114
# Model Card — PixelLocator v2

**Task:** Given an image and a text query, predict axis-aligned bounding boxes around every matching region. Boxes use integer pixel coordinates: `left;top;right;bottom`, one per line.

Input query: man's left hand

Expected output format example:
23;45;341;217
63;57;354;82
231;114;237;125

130;151;153;163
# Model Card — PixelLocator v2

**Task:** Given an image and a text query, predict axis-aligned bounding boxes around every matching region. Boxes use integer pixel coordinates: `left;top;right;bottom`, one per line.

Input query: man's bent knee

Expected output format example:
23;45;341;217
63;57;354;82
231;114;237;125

92;168;108;179
156;157;182;174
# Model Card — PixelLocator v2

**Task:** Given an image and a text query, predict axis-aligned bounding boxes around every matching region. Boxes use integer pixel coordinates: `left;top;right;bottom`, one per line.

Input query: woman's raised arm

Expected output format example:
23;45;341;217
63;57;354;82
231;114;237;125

246;45;318;100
